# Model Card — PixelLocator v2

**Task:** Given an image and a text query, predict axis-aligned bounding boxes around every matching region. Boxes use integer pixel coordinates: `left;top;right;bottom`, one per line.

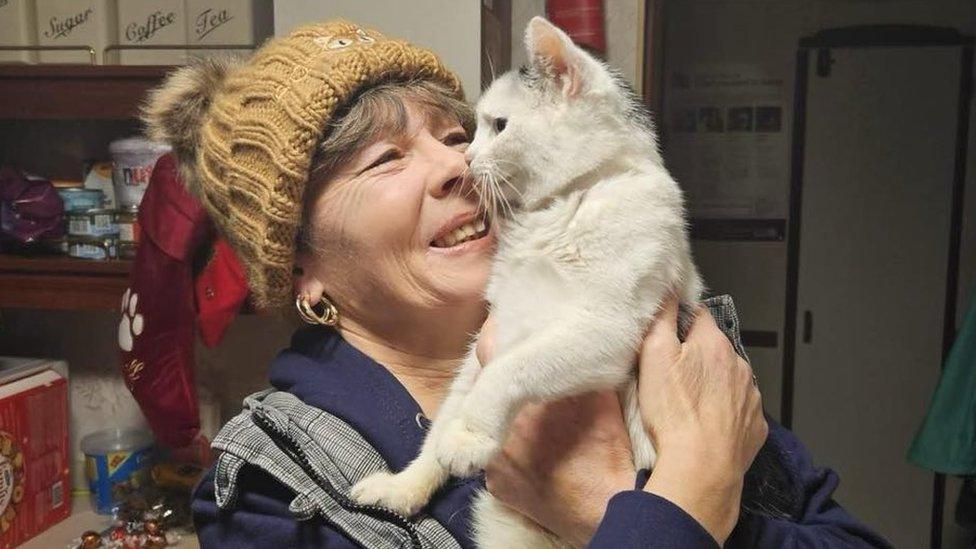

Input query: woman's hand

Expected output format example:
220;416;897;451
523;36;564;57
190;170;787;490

638;296;768;545
477;318;636;547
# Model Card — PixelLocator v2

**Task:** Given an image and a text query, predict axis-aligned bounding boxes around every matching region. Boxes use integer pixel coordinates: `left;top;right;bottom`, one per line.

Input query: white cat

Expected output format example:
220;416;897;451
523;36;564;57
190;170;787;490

352;16;702;548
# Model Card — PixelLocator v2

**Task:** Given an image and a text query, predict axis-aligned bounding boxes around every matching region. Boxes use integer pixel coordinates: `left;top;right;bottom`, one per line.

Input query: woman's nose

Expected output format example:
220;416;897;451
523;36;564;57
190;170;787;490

427;143;469;198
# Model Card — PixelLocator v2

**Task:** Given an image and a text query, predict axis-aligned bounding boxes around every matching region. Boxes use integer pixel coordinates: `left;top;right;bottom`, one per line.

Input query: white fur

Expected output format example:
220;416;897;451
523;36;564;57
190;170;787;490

352;16;702;548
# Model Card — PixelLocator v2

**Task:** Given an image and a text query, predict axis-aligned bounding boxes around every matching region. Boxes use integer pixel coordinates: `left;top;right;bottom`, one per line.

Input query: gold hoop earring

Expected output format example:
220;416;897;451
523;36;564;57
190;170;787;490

295;293;339;326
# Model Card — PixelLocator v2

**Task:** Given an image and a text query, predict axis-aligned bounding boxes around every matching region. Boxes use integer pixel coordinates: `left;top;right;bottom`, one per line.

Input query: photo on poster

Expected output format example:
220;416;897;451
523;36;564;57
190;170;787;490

727;106;754;132
755;106;783;132
698;107;725;132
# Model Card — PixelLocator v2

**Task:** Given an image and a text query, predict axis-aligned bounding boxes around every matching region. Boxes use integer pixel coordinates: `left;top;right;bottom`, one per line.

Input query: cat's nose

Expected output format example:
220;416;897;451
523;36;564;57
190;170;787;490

464;147;476;165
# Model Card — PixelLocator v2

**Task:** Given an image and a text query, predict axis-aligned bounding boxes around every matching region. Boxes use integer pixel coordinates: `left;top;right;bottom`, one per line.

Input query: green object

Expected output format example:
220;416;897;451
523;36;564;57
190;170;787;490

909;292;976;474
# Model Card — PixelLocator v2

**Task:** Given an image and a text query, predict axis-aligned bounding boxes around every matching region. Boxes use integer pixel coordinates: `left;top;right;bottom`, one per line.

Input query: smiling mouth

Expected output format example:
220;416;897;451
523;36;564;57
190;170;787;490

431;216;491;248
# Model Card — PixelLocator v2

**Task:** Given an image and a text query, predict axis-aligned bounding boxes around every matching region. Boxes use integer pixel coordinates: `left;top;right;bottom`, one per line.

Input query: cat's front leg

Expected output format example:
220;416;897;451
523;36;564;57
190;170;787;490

435;416;504;477
435;316;641;476
351;351;481;515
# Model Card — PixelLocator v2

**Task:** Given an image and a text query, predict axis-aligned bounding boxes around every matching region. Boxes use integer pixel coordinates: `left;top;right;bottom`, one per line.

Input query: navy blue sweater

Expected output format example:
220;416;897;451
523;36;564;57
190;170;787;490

192;327;890;548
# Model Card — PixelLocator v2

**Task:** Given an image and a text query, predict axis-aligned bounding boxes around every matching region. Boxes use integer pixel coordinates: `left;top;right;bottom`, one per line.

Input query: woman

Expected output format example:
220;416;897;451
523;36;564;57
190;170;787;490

144;19;889;548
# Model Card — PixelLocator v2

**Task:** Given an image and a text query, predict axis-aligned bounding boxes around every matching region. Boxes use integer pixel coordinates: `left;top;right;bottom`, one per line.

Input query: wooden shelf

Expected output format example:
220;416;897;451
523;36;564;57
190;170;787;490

0;255;131;311
0;64;173;119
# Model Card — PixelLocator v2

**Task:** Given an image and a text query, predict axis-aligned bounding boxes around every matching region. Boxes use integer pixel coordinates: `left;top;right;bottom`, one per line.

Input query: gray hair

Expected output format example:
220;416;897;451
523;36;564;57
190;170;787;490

297;79;475;253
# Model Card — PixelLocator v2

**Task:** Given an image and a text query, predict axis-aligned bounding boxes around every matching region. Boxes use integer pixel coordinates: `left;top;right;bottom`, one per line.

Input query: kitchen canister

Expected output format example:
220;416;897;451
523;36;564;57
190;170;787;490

81;428;154;514
0;0;38;63
35;0;118;64
109;137;171;210
185;0;273;58
116;0;188;65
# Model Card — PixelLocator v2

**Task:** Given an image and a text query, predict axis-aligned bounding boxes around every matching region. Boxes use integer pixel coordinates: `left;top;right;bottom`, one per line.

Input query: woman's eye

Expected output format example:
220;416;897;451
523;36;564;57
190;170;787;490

443;132;470;147
362;150;401;172
494;118;508;133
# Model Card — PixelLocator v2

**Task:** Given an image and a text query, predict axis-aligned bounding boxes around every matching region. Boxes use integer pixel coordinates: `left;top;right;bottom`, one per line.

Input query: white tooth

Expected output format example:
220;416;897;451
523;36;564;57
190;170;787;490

475;220;486;232
444;233;457;247
463;225;476;237
452;228;466;241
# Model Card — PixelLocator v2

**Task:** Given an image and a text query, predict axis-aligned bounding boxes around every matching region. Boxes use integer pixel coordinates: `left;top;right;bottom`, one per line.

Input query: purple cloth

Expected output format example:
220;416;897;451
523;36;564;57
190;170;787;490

0;166;63;245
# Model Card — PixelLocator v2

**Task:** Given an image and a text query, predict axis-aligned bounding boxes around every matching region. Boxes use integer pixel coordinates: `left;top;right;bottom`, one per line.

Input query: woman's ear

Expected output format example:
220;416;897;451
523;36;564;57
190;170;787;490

293;252;327;304
525;16;583;97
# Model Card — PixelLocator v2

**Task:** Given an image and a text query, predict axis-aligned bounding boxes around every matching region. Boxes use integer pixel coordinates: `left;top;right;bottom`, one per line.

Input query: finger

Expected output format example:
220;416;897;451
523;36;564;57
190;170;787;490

642;295;680;355
683;304;724;343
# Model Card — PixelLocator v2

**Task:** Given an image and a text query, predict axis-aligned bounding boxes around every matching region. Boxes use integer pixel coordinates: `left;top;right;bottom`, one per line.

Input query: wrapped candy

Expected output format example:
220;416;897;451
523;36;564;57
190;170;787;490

70;508;183;548
80;531;103;548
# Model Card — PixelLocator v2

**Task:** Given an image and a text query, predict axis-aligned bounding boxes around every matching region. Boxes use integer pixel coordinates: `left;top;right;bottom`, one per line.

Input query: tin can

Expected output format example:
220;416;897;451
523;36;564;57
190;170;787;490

114;208;140;244
38;236;69;255
58;188;105;213
67;209;118;238
119;241;138;260
81;429;154;515
67;235;118;260
51;179;83;190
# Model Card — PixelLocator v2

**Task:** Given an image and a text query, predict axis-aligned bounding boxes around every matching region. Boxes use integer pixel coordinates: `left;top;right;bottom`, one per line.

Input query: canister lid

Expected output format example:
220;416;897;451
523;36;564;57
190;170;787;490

80;428;154;454
108;137;172;156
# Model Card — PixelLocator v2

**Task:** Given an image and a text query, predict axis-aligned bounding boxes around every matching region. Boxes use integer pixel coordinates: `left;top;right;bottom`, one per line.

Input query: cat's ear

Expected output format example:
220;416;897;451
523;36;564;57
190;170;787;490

525;16;584;97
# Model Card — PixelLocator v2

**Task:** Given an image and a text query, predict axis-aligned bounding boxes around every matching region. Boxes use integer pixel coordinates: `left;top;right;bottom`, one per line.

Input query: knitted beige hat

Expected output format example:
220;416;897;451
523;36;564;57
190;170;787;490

142;19;463;309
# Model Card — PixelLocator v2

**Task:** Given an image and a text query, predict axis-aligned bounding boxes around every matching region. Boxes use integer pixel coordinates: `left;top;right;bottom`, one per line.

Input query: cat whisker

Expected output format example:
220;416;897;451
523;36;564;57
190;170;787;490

494;170;523;198
490;172;515;219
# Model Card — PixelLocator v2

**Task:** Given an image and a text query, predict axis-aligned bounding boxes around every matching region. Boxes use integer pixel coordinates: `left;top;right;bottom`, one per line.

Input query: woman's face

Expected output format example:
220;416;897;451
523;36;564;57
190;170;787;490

297;100;493;342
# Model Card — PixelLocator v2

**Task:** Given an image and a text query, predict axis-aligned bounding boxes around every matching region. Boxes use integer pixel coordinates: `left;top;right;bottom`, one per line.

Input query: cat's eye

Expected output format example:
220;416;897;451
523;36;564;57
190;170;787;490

494;118;508;133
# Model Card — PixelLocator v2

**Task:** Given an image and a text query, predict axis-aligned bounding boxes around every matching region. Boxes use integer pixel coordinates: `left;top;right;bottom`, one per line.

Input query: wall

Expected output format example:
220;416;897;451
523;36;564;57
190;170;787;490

663;1;975;547
273;0;483;99
511;0;644;89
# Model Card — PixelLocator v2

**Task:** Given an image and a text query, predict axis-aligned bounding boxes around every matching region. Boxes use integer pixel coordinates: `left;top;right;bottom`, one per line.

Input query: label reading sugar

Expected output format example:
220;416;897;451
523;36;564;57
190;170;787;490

44;7;95;40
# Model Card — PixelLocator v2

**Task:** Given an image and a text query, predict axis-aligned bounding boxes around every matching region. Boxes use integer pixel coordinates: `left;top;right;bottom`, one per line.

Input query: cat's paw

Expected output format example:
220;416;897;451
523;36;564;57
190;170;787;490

435;418;499;476
350;471;429;516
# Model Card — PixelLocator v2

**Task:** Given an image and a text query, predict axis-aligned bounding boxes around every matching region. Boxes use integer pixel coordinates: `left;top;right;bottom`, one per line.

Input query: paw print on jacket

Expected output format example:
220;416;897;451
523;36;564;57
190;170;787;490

118;288;145;352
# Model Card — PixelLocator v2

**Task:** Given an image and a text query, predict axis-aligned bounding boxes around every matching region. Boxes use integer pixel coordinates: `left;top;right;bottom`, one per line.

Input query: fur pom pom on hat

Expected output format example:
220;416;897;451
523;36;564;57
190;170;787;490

142;19;463;309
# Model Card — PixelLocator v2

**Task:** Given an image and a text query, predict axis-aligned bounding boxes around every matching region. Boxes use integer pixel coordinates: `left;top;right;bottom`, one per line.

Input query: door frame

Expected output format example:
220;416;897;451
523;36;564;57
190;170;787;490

782;25;973;549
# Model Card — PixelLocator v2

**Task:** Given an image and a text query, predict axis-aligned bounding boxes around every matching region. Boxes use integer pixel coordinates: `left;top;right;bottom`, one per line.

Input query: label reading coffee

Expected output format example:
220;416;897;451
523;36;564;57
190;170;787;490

125;10;177;43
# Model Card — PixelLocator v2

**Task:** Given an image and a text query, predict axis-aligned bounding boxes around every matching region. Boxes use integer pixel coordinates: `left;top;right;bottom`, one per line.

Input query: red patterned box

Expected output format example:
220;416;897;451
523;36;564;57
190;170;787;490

0;369;70;548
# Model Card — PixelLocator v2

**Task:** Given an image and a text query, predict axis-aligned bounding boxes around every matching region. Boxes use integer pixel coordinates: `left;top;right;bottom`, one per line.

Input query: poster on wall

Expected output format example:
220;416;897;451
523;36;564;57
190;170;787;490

664;65;788;221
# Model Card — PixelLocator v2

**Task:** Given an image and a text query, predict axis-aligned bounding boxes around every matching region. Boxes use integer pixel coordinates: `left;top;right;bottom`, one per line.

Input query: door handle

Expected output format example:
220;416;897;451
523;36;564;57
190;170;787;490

802;310;813;343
